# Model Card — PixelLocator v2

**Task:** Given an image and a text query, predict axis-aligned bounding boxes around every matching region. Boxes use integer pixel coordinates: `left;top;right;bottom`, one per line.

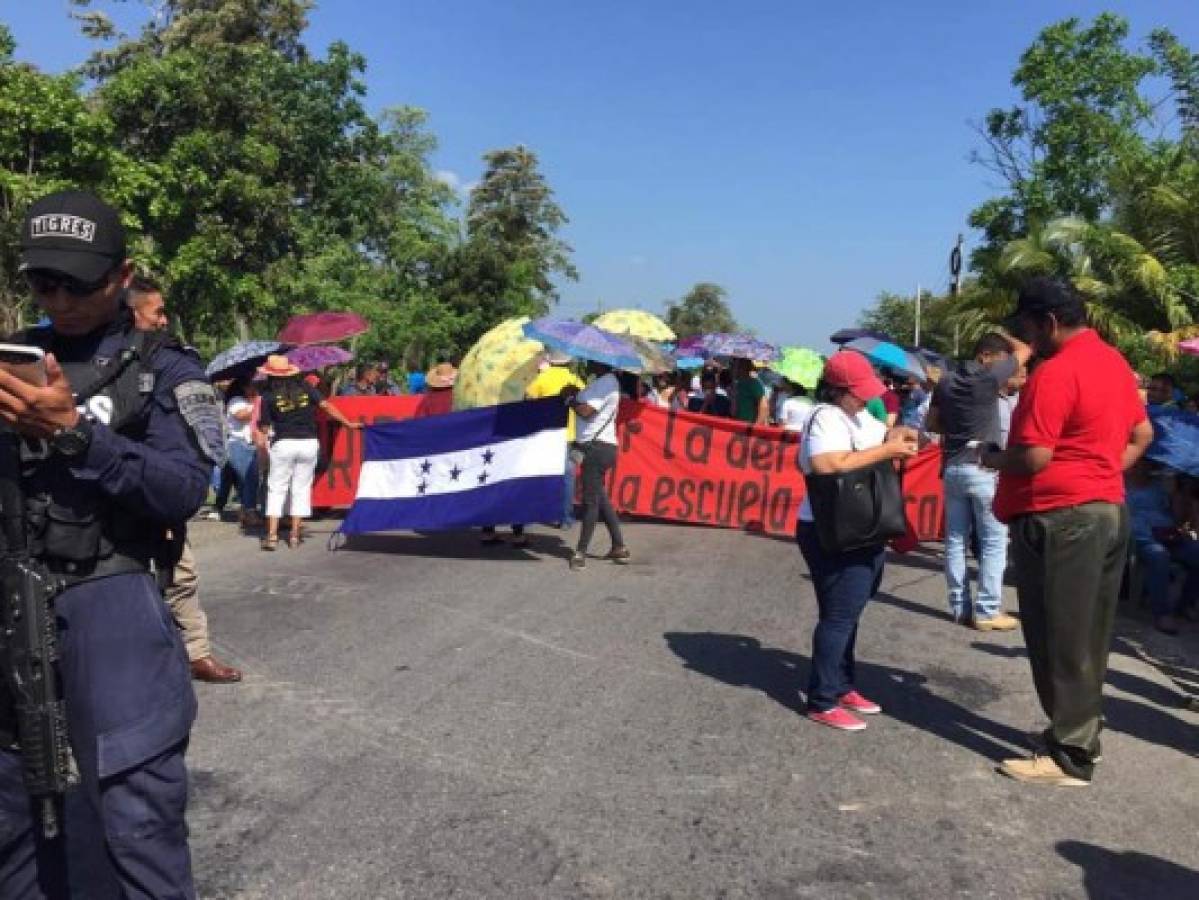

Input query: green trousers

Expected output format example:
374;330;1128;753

1009;502;1129;781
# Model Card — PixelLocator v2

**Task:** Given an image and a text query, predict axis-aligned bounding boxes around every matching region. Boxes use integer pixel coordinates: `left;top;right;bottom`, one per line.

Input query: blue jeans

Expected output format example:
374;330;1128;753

214;439;259;512
943;464;1008;620
796;524;885;712
563;444;577;527
1135;537;1199;616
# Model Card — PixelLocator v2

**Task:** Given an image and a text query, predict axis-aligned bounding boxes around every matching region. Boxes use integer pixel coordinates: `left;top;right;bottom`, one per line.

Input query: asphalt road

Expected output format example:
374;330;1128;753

184;517;1199;900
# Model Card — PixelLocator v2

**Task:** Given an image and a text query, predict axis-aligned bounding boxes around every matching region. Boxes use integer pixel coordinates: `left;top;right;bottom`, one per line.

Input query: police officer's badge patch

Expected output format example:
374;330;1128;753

174;381;228;467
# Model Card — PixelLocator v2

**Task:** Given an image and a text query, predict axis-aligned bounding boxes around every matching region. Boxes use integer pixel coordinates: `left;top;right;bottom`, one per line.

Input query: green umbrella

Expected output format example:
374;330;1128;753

769;346;824;390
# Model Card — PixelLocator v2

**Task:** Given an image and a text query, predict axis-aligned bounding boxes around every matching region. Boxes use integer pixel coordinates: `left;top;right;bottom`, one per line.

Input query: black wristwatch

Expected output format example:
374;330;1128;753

51;416;94;458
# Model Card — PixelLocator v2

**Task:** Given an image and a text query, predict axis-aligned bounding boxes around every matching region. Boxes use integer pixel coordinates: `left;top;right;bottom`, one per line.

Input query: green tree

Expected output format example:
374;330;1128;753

440;145;577;352
946;217;1186;347
857;290;957;355
663;282;738;338
66;0;457;357
0;24;115;333
968;14;1158;261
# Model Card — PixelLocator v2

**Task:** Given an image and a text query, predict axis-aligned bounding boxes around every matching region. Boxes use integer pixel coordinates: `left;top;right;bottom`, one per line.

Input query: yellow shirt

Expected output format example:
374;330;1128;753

526;366;585;440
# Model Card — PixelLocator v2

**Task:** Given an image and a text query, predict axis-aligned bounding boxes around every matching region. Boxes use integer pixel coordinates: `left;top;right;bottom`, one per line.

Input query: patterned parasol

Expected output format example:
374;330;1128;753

522;318;644;371
454;317;546;410
593;309;677;342
286;344;354;372
205;340;283;381
676;333;781;361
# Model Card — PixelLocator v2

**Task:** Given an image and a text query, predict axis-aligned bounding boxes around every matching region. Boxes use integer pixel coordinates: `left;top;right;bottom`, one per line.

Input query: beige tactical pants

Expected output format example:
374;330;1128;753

163;539;210;661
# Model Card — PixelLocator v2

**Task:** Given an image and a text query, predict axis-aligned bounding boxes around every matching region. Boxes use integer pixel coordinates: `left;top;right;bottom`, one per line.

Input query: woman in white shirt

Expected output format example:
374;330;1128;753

565;363;631;570
798;352;917;732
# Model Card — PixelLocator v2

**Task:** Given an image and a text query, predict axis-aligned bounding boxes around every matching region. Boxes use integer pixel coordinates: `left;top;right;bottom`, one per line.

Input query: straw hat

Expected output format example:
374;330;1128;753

426;362;458;389
258;354;300;378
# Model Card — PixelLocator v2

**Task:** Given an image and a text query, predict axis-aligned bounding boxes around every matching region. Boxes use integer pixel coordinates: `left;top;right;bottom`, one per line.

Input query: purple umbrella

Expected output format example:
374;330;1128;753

285;344;354;372
676;333;780;361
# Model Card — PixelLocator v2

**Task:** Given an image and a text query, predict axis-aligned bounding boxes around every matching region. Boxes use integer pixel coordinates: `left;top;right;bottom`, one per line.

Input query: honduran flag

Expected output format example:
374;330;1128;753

340;398;568;534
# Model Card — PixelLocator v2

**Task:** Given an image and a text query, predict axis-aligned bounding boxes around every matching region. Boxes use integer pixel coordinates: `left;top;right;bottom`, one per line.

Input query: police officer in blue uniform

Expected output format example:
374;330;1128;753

0;191;223;898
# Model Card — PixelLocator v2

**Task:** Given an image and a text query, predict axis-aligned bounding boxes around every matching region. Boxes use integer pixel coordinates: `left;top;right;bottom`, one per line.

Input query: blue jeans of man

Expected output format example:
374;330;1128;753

796;524;885;712
943;464;1008;620
1135;537;1199;616
214;439;258;512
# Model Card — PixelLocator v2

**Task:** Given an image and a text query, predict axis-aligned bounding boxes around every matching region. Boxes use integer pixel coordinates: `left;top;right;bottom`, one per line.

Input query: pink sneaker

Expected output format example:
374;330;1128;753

839;690;881;715
807;707;867;731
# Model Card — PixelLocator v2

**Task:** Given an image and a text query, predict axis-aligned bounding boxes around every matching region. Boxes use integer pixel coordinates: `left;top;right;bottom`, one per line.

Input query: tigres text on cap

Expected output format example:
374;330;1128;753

29;215;97;243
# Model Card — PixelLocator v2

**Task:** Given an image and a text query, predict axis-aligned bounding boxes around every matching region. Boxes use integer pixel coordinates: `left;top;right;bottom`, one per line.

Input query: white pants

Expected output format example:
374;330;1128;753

266;438;320;518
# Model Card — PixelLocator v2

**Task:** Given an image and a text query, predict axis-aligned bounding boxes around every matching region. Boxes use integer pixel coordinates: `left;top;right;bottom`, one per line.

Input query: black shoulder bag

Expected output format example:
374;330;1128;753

802;406;907;553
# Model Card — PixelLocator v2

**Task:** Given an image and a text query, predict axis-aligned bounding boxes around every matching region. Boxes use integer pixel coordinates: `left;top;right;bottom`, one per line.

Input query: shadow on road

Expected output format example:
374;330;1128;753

663;631;1027;762
969;641;1198;758
337;530;570;560
872;590;957;624
1057;840;1199;899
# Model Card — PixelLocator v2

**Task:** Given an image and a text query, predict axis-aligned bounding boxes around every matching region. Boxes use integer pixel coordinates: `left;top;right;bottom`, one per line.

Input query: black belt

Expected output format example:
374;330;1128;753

41;550;150;586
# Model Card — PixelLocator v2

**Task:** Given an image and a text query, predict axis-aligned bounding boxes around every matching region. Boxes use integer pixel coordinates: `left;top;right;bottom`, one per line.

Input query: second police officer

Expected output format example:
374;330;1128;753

0;190;222;898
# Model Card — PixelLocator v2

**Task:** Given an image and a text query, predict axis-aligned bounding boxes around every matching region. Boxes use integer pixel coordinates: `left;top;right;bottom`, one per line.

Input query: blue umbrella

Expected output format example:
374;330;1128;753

1146;408;1199;477
844;337;926;380
205;340;283;381
522;318;643;370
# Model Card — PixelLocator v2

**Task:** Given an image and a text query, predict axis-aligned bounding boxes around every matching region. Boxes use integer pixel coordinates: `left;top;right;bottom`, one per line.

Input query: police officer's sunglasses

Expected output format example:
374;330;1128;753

24;268;115;298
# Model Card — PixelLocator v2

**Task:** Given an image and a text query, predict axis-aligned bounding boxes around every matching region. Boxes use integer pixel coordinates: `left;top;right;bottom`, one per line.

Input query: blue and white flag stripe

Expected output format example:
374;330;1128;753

340;398;568;534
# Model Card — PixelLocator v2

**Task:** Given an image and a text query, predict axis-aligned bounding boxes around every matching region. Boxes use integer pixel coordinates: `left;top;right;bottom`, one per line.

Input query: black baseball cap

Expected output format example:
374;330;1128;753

19;190;127;282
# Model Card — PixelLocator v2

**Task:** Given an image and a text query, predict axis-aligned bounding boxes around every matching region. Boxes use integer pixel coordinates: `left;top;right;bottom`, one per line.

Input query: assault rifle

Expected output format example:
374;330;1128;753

0;432;77;838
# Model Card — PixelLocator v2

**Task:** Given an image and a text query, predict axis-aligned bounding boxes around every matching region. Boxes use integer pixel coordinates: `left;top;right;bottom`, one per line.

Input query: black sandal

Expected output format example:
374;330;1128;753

261;536;278;551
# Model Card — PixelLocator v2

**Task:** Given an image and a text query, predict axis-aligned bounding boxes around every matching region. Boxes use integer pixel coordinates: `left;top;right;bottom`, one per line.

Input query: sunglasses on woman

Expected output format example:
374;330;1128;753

24;268;114;298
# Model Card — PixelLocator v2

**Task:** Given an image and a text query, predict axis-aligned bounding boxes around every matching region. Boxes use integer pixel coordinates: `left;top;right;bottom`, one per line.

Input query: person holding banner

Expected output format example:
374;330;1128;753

565;362;631;570
797;352;918;731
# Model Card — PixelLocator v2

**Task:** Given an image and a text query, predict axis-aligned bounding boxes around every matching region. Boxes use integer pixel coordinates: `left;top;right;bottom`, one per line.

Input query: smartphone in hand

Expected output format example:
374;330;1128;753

0;344;47;387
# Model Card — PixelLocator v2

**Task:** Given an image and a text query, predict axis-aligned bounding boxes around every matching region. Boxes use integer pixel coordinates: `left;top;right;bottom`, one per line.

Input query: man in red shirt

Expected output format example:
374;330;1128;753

983;277;1153;786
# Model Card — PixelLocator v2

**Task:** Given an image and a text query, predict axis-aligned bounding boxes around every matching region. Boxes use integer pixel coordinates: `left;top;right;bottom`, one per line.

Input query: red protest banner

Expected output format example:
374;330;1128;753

312;396;945;543
607;401;944;540
313;396;422;508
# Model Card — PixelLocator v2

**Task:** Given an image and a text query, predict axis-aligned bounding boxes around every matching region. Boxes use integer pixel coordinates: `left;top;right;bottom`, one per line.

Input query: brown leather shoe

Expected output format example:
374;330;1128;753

191;656;242;683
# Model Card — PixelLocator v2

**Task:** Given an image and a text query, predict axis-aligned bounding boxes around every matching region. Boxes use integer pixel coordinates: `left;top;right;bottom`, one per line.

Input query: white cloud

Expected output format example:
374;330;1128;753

435;170;476;196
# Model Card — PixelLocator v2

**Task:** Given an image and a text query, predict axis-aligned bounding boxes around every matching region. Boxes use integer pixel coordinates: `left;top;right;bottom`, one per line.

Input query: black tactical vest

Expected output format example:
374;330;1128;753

15;324;175;583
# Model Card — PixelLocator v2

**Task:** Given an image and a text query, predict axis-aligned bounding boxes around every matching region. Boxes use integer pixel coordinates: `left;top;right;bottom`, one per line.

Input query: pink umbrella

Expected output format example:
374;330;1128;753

1179;337;1199;356
277;311;369;345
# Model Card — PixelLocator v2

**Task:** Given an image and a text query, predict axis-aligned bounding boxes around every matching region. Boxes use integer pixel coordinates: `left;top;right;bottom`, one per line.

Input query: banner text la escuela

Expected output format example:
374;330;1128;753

313;397;945;541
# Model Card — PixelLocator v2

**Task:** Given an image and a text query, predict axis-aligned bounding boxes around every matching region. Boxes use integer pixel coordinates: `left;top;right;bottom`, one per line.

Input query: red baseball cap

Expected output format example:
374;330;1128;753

823;351;886;401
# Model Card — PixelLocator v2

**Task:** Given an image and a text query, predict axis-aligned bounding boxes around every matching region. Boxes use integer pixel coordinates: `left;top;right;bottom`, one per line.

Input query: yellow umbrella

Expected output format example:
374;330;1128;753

593;308;676;342
453;317;546;410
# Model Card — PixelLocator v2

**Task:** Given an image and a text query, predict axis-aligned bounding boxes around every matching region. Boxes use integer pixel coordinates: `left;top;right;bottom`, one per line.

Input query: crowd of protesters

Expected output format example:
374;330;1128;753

185;275;1197;791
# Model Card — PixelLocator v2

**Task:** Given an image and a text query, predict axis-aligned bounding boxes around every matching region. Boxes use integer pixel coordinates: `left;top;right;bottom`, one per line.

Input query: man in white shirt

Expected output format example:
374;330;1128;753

566;363;629;570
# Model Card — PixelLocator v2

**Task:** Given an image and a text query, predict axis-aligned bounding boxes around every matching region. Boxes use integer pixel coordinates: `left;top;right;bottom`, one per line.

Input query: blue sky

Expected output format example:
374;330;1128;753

7;1;1199;348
